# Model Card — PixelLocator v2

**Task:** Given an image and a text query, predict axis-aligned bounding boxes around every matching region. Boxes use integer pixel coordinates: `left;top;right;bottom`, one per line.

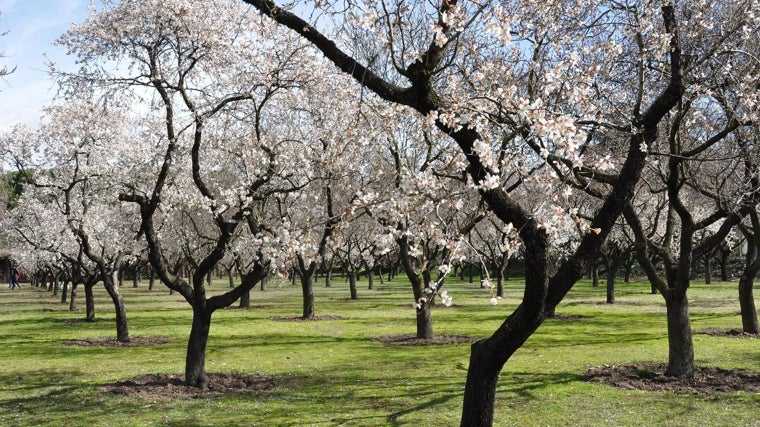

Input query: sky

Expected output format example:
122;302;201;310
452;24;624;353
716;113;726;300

0;0;98;130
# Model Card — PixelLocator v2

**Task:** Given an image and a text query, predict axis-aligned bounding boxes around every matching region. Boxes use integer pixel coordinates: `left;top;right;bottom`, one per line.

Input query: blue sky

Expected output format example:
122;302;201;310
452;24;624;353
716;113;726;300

0;0;97;130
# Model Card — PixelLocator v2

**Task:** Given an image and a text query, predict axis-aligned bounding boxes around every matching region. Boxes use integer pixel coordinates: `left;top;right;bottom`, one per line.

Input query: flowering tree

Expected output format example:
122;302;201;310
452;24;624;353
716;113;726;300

621;1;759;377
58;0;328;387
237;1;689;424
0;102;142;340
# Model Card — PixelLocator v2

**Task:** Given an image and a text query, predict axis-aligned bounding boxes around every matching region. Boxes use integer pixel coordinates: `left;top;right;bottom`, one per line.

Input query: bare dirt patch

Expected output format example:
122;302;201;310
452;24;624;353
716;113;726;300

269;315;347;321
696;328;759;338
372;334;476;346
101;373;278;400
584;364;760;394
64;336;171;347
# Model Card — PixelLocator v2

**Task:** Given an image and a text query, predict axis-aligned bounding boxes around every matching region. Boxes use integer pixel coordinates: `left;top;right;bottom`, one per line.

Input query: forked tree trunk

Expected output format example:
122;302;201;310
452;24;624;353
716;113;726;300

664;293;694;377
416;303;433;339
185;306;212;388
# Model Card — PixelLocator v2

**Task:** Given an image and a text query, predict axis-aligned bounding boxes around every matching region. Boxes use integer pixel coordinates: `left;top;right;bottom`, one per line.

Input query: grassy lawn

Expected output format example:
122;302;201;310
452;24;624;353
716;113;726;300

0;276;757;426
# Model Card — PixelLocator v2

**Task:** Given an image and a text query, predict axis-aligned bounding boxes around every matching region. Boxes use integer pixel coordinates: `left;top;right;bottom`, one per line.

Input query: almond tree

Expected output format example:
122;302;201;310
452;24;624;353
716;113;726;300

0;104;142;339
238;2;687;424
620;2;759;376
59;0;325;387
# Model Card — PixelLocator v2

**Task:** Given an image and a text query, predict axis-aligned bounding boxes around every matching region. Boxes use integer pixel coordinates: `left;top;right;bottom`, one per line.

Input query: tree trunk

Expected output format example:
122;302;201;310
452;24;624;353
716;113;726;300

367;268;374;290
719;250;730;281
738;273;759;334
149;269;156;291
591;261;599;288
704;255;712;284
85;281;96;321
624;258;632;283
416;303;433;339
185;306;212;388
228;270;235;288
301;273;315;319
496;255;508;298
103;275;130;342
260;274;268;291
52;276;59;296
606;259;621;304
325;269;332;287
664;293;695;377
239;289;250;308
132;267;139;288
460;304;546;426
68;283;78;311
60;281;69;304
348;270;358;300
606;270;615;304
377;267;384;285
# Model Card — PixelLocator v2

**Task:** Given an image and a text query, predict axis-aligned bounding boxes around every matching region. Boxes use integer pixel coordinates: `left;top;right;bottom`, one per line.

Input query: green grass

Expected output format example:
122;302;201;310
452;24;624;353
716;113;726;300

0;277;758;426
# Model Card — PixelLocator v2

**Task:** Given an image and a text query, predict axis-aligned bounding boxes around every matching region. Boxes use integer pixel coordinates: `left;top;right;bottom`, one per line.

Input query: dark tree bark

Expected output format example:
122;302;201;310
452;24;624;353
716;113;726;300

738;216;760;334
102;272;130;343
606;263;617;304
367;267;374;290
149;268;156;291
300;271;315;318
664;292;695;377
718;245;731;281
348;270;358;300
186;304;212;388
68;283;78;311
85;279;96;321
738;270;759;334
591;260;599;288
133;265;140;288
60;280;69;304
239;289;250;308
240;3;684;425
